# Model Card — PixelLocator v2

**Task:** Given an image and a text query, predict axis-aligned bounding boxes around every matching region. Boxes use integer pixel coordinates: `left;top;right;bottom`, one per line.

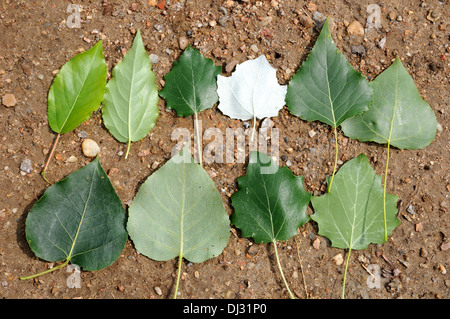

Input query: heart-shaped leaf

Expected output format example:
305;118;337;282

341;57;437;150
231;151;311;298
127;147;230;298
159;45;221;165
22;158;127;279
217;55;287;141
341;57;436;241
285;18;372;191
102;30;159;159
310;153;400;298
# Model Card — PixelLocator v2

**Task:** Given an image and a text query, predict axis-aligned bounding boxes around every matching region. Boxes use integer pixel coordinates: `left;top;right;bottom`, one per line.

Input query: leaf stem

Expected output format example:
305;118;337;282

273;240;295;299
341;247;352;299
125;140;131;159
250;115;256;144
173;255;183;299
41;133;61;184
327;126;339;192
383;142;391;241
194;112;202;166
20;259;69;281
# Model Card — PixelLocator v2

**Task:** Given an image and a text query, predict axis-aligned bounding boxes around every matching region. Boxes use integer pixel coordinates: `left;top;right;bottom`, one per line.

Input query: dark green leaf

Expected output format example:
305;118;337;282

231;151;311;243
159;45;221;117
285;19;372;128
26;158;127;271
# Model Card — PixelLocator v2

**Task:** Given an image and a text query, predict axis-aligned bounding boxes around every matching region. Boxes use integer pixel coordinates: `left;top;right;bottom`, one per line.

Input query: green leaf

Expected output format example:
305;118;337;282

102;30;159;159
285;18;372;128
48;41;107;134
311;153;400;250
231;151;311;244
340;57;436;242
341;57;437;150
159;45;221;117
127;147;230;298
159;45;221;165
231;151;311;299
310;153;400;298
23;158;127;278
285;18;372;191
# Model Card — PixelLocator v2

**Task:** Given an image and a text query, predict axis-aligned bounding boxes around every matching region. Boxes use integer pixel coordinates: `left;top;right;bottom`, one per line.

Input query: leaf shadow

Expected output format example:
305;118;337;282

15;187;46;259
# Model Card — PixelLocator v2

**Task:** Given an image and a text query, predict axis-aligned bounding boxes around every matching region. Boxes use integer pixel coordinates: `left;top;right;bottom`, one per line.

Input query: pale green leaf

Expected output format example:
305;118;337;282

102;30;159;155
127;147;230;263
341;57;437;149
311;153;400;250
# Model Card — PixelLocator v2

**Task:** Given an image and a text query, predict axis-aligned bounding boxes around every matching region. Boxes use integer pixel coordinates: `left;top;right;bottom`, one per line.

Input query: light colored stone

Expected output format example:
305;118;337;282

347;20;364;36
82;139;100;158
332;253;344;265
2;94;17;107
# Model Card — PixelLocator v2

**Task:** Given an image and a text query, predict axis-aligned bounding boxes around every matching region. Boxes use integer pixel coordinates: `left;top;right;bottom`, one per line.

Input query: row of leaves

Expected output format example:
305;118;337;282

21;19;437;299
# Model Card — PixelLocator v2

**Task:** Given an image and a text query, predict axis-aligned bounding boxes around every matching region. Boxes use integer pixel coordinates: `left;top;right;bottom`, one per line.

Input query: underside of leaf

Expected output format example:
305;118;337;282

311;153;400;250
102;30;159;155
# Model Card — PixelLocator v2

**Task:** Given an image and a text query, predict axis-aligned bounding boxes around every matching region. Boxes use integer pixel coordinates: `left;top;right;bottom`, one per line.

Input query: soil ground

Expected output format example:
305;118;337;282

0;0;448;299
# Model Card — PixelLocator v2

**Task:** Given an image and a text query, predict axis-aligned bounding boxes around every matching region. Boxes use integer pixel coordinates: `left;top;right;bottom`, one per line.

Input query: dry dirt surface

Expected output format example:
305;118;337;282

0;0;448;300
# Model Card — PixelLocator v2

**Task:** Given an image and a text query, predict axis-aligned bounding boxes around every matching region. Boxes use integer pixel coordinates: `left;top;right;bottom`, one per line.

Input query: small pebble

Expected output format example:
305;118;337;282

66;155;78;163
347;20;364;36
149;54;159;64
332;253;343;265
178;36;188;50
225;60;239;73
151;160;160;169
154;286;163;295
250;44;259;53
2;94;17;107
312;238;321;250
351;45;366;55
308;130;316;138
82;139;100;158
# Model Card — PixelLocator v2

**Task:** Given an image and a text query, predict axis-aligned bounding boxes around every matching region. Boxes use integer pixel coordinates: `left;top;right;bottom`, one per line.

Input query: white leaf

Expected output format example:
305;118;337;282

217;55;287;121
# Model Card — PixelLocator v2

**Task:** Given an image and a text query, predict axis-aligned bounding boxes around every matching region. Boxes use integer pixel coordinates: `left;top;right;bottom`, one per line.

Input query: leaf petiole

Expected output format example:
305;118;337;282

327;126;339;192
273;240;296;299
382;142;391;241
341;248;352;299
41;133;61;184
125;140;131;159
173;255;183;299
20;259;69;281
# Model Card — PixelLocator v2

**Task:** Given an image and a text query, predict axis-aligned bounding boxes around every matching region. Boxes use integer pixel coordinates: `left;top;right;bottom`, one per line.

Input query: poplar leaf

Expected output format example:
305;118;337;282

159;45;221;117
48;41;107;134
217;55;287;140
25;158;127;271
102;30;159;158
311;153;400;250
285;19;372;128
127;147;230;263
341;57;437;150
231;151;311;243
